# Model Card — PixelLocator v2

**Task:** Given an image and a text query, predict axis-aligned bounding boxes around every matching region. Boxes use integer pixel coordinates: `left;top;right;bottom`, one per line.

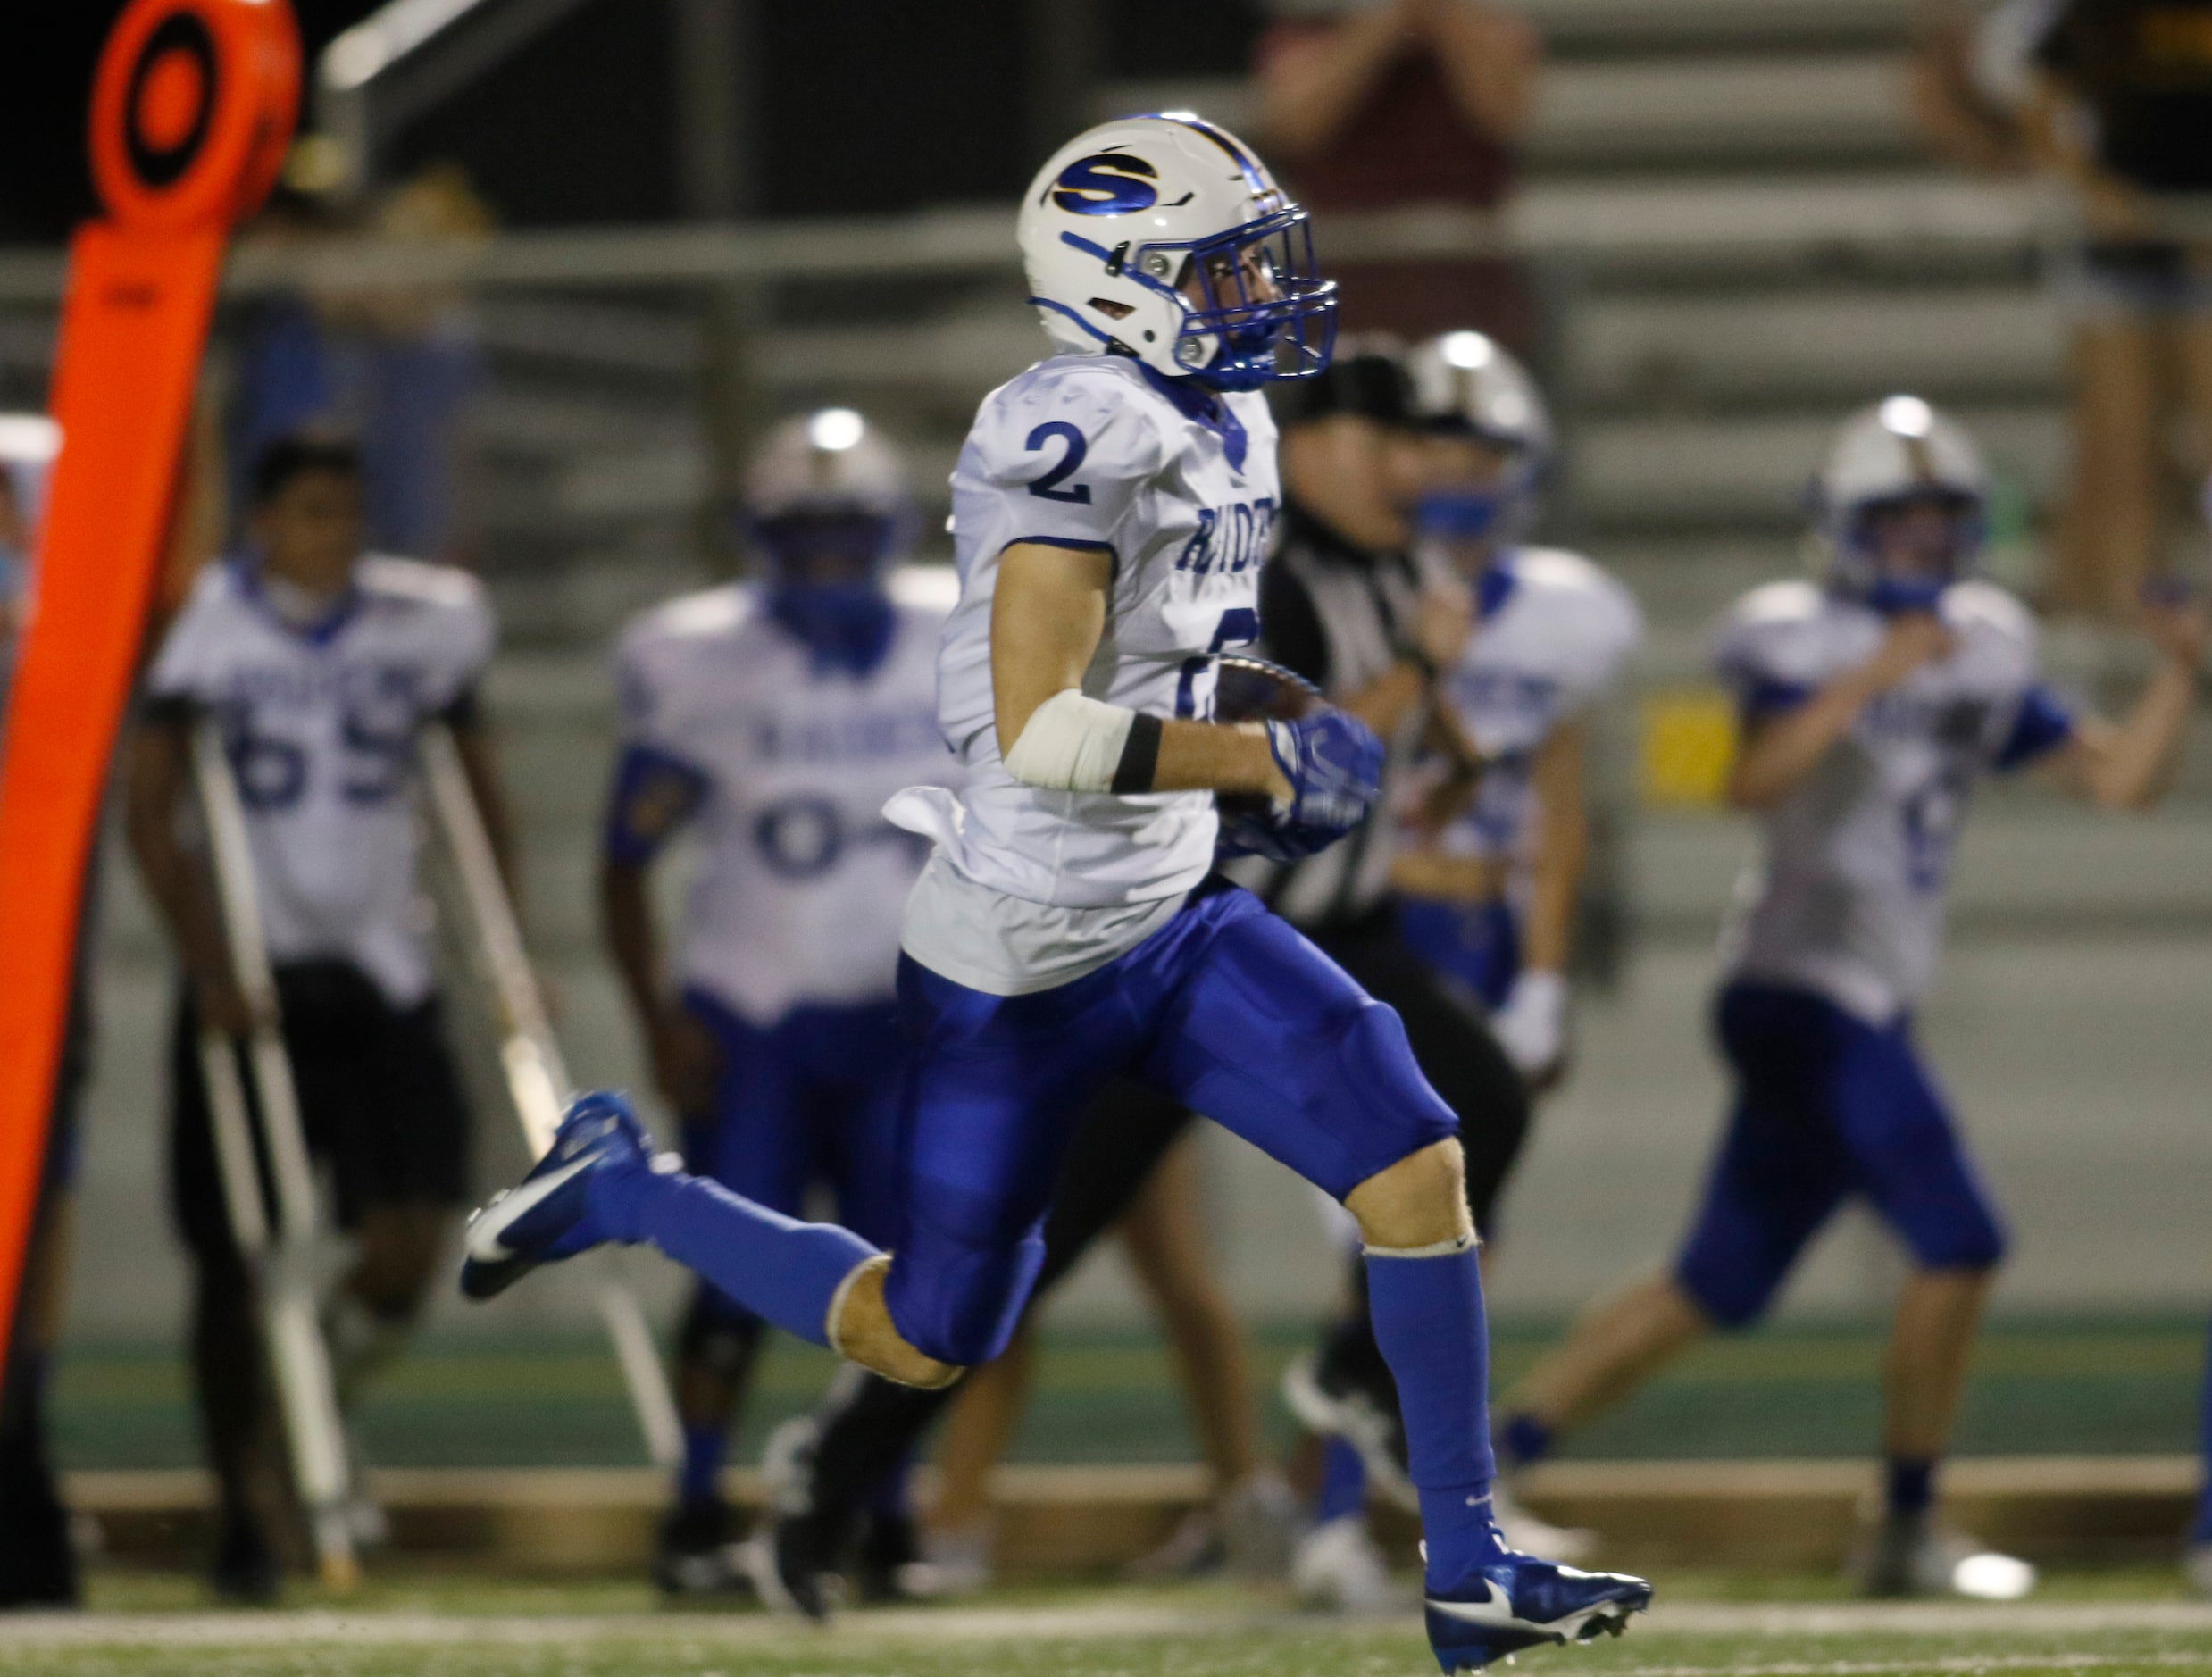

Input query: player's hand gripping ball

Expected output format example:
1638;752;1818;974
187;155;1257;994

1211;655;1384;860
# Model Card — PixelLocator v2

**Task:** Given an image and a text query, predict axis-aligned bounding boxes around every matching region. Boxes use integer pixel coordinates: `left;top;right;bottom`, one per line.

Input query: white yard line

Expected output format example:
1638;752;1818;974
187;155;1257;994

3;1598;2211;1652
1650;1603;2212;1635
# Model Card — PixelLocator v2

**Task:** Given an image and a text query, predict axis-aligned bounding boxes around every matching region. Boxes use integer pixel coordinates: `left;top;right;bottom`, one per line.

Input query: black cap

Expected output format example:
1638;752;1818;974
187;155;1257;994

1276;347;1414;428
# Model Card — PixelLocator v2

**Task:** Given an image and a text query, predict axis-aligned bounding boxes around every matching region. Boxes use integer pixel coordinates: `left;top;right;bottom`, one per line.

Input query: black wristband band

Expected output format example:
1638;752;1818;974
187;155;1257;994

1111;712;1164;795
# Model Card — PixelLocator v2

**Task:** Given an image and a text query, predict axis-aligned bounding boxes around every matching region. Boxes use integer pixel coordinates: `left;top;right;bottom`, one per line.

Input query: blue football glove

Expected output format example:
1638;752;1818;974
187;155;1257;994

1216;707;1383;862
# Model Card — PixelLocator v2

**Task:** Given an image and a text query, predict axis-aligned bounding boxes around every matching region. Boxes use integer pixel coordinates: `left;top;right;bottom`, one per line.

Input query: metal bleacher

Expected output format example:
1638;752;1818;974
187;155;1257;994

448;0;2066;655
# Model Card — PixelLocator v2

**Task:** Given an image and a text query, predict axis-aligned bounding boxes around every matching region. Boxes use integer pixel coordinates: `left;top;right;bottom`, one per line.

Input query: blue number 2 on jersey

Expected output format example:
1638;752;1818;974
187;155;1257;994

1023;422;1092;504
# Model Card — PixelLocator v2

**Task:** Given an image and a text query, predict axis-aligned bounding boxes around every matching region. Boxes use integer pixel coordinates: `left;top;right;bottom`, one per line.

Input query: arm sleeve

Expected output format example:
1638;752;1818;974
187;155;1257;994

974;373;1164;561
1256;561;1332;689
1993;680;2077;771
600;742;709;866
428;581;497;712
1713;621;1813;722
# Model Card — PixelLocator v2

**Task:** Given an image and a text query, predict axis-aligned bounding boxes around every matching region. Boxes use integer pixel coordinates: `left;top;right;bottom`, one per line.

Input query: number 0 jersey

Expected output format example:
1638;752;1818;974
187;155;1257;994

898;354;1278;922
144;555;496;1007
1713;578;2075;1023
606;573;959;1026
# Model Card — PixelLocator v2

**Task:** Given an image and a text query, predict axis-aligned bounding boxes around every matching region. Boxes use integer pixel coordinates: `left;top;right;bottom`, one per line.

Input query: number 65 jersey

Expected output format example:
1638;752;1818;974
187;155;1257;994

1713;577;2076;1024
144;555;495;1007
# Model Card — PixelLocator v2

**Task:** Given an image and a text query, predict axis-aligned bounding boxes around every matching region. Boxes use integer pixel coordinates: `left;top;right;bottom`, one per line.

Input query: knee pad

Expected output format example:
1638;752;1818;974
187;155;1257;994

678;1288;764;1378
1904;1198;2008;1274
1672;1249;1775;1331
1331;1002;1461;1197
881;1215;1047;1369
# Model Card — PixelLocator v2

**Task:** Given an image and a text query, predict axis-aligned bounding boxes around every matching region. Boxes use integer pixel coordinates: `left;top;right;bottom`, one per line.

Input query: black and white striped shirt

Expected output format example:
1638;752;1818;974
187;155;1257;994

1223;501;1432;932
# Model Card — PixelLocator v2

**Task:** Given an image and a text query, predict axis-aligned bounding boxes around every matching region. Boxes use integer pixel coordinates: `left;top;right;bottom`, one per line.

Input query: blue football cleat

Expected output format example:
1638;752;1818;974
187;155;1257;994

459;1091;657;1300
1425;1549;1653;1673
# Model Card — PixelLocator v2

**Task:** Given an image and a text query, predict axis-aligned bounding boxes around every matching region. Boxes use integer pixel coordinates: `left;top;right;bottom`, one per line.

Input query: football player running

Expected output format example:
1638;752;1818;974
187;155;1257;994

599;410;960;1598
1307;332;1642;1567
1490;397;2207;1598
463;113;1651;1670
127;434;511;1598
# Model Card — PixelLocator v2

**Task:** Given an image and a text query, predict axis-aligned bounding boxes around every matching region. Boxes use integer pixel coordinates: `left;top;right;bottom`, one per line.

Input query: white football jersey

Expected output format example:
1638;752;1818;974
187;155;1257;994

145;555;496;1007
912;354;1279;912
1714;578;2074;1022
1428;546;1642;871
614;572;960;1024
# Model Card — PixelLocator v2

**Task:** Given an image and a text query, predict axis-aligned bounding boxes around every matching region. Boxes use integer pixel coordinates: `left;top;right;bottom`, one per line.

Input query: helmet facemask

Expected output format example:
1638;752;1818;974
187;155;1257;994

1414;427;1540;563
1833;488;1986;614
1148;206;1337;390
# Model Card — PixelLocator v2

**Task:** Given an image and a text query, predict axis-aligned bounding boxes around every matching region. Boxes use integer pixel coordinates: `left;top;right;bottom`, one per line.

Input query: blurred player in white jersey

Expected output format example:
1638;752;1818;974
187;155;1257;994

1395;331;1640;1094
465;113;1651;1671
126;434;511;1598
1492;396;2206;1597
597;409;961;1597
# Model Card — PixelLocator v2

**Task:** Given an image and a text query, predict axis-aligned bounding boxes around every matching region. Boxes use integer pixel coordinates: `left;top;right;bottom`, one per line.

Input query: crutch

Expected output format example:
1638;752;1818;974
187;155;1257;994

189;716;360;1592
418;722;683;1471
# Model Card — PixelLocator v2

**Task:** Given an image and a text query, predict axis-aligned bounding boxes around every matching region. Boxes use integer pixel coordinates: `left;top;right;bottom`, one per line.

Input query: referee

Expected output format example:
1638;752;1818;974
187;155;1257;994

1225;349;1531;1591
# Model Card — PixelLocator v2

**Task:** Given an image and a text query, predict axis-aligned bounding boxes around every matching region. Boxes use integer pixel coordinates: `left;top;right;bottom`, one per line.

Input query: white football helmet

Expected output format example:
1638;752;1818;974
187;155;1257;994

1406;330;1552;546
1017;113;1337;390
744;407;914;574
1811;395;1989;610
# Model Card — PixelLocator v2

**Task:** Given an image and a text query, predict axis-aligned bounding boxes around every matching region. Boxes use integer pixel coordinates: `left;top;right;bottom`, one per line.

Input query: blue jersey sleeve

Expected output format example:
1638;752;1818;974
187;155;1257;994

601;742;709;865
1993;681;2076;772
1735;675;1814;722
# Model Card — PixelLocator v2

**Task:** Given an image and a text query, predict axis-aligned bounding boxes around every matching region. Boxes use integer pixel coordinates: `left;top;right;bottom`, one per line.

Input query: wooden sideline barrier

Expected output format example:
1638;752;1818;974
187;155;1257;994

63;1456;2199;1579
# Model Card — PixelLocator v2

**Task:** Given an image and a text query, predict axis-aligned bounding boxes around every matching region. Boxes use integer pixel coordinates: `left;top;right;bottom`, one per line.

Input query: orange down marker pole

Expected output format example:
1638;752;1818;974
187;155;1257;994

0;0;297;1368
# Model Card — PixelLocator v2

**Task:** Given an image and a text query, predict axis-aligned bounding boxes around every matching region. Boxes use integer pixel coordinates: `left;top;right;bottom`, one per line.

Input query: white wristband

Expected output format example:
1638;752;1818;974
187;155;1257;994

1003;688;1138;793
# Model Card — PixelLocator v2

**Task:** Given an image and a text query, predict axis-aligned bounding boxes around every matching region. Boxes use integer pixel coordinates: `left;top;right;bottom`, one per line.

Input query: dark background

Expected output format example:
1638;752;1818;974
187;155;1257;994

0;0;1266;242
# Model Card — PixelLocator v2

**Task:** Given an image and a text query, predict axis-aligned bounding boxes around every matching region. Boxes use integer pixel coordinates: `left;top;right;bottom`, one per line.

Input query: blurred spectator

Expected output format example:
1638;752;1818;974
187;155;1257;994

2025;0;2212;618
1909;0;2051;172
1255;0;1543;354
228;162;491;563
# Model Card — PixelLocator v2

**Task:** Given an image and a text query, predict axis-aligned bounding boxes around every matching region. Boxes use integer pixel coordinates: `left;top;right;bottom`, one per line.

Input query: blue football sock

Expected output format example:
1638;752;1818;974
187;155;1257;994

1885;1456;1935;1517
1315;1436;1366;1523
2194;1314;2212;1543
1365;1242;1506;1589
1498;1412;1554;1471
603;1169;877;1348
679;1424;726;1509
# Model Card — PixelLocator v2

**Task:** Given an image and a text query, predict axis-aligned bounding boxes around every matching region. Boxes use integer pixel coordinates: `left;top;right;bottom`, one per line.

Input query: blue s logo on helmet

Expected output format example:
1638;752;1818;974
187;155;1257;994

1050;153;1159;216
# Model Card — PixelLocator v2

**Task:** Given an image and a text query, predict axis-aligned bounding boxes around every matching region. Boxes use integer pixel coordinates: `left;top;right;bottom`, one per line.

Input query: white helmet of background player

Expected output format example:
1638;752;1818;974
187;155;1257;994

1811;395;1989;613
1017;113;1338;391
743;406;914;580
1405;330;1552;548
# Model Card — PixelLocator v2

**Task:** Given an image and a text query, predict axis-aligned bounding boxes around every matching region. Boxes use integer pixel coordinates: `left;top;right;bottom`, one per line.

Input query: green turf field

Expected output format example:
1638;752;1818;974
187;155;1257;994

7;1573;2212;1677
50;1313;2209;1470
